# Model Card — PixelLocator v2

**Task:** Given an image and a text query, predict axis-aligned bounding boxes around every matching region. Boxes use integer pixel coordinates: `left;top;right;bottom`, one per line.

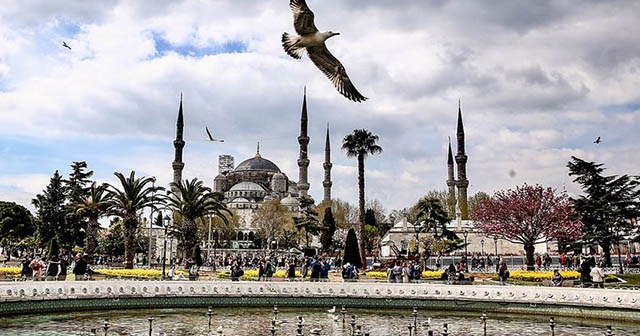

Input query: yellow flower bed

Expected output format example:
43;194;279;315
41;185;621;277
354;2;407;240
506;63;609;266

498;270;581;282
366;270;445;280
96;268;187;279
0;266;21;277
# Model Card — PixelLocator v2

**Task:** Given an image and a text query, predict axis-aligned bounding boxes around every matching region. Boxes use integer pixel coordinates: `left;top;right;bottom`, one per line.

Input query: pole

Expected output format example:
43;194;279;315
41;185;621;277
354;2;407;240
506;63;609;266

148;177;155;267
208;216;213;265
162;226;168;279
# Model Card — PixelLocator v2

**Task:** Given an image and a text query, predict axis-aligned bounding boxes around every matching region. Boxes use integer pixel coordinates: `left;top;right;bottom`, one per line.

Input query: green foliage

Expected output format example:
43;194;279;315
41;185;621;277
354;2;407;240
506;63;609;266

164;178;231;258
294;195;321;247
31;170;67;248
320;207;336;252
568;156;640;267
343;228;362;269
413;197;463;256
0;201;35;240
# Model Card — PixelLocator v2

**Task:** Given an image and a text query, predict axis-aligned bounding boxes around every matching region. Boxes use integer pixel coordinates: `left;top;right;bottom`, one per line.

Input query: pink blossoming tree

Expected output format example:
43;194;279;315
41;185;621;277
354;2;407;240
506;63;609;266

471;184;583;269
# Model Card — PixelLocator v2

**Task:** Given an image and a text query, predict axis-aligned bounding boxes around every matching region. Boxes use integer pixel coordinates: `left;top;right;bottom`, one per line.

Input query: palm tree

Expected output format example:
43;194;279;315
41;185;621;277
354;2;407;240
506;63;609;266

164;178;231;260
106;171;164;269
342;129;383;268
74;182;112;260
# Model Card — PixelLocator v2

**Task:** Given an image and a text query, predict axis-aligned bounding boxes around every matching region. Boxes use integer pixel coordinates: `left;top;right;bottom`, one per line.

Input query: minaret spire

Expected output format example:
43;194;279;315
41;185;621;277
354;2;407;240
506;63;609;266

255;142;261;158
172;93;185;193
455;100;469;219
446;136;457;218
297;88;310;197
322;123;333;203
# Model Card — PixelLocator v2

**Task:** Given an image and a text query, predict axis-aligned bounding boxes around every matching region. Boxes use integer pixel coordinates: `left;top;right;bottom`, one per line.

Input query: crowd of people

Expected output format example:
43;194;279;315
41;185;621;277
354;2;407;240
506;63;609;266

17;253;92;281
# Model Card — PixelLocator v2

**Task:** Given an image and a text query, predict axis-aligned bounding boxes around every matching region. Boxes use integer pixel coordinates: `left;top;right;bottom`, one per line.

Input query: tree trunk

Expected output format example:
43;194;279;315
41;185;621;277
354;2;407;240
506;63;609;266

601;239;612;267
183;219;198;260
124;218;137;269
86;218;99;265
524;243;535;271
358;154;367;269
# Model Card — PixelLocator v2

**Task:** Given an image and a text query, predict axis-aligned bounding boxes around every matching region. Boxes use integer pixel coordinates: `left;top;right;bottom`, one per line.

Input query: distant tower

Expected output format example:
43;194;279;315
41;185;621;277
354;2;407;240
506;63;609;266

455;100;469;219
446;137;457;218
322;124;333;203
172;94;185;193
297;88;310;197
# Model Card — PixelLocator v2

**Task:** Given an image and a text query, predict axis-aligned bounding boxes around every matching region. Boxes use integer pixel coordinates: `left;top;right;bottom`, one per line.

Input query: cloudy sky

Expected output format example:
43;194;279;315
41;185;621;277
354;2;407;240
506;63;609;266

1;0;638;216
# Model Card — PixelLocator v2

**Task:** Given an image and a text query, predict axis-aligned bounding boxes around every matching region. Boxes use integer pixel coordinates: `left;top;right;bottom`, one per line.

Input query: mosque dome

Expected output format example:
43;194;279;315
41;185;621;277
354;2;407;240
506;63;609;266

235;152;281;173
280;195;300;208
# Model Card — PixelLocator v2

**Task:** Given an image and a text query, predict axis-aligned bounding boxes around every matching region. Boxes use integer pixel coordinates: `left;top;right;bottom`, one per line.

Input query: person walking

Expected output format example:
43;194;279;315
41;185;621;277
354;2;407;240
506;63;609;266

590;263;605;288
72;253;87;280
497;258;509;285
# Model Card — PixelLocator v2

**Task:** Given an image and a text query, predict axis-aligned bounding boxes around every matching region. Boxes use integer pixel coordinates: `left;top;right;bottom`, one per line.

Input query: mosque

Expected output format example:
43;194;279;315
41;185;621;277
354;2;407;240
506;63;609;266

169;91;332;248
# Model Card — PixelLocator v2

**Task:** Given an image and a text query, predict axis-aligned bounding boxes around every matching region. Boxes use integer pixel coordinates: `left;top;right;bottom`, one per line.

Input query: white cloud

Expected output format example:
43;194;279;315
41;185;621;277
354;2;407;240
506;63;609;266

1;0;639;215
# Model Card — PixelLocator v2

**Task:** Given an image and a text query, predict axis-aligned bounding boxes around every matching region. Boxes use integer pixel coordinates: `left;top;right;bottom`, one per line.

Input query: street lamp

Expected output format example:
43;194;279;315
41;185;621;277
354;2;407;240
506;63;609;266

463;230;468;271
481;239;485;256
148;177;156;267
493;236;498;257
161;214;172;279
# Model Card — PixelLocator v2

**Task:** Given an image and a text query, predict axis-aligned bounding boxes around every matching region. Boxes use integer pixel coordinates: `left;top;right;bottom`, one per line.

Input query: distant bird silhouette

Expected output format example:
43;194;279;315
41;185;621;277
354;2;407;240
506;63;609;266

282;0;367;103
327;306;336;314
62;41;71;50
594;136;601;144
206;127;224;142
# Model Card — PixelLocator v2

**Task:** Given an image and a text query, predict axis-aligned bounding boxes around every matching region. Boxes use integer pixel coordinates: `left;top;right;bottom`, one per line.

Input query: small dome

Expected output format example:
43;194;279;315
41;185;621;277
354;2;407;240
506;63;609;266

229;182;266;192
230;197;250;204
214;173;227;180
280;195;299;207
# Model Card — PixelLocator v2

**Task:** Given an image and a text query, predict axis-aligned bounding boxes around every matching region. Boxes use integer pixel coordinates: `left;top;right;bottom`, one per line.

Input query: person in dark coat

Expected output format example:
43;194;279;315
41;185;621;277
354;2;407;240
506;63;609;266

72;253;88;280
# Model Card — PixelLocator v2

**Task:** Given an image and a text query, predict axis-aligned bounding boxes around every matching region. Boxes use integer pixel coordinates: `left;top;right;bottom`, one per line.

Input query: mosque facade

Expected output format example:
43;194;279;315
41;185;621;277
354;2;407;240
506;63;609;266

171;91;331;248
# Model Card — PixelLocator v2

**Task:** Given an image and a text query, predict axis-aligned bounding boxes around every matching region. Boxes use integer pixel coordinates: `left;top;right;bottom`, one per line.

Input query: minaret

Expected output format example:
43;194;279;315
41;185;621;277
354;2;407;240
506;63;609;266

297;88;310;197
172;94;185;193
446;137;457;218
455;100;469;219
322;124;333;203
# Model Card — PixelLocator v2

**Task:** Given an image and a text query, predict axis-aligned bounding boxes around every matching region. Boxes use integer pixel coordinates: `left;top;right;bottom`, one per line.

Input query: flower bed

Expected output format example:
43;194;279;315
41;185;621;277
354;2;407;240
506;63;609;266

94;268;187;279
217;269;301;280
0;266;21;278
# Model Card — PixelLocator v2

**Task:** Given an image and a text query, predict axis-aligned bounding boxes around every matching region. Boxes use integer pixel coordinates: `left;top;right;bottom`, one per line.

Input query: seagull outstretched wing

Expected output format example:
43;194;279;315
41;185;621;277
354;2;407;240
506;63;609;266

205;127;224;142
307;45;367;103
291;0;318;35
62;41;71;50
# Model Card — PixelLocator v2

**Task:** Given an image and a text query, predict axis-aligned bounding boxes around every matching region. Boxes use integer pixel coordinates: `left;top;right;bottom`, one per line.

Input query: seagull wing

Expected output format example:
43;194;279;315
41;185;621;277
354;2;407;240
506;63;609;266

290;0;318;35
307;45;367;102
206;127;214;141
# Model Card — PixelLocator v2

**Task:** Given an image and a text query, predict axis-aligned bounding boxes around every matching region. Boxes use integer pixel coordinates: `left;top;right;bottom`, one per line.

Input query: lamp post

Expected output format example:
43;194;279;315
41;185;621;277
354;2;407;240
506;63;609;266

148;177;156;267
493;236;498;257
463;230;468;271
161;214;171;279
481;239;485;256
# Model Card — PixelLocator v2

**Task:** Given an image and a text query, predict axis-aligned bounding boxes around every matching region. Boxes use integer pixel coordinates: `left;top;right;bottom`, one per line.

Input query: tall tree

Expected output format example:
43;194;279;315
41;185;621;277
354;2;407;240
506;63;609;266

164;178;231;259
568;156;640;266
468;191;491;214
471;184;583;269
294;195;321;247
320;207;337;253
106;171;164;269
73;182;111;260
343;228;362;269
342;128;383;268
32;170;67;250
63;161;94;251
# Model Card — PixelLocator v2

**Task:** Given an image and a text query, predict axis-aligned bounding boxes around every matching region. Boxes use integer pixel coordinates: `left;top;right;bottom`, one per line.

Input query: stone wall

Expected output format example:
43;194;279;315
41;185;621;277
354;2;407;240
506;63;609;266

1;281;639;321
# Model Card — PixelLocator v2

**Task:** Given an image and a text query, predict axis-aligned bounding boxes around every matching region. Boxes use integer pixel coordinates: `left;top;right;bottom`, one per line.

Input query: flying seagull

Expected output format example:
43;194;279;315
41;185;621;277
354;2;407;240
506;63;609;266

594;136;601;144
62;41;71;50
205;127;224;142
282;0;367;103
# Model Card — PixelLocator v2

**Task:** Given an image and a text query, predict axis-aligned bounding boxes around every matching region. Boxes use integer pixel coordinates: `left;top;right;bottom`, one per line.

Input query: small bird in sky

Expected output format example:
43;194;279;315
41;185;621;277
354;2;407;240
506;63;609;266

205;127;224;142
282;0;367;103
62;41;71;50
594;136;601;144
